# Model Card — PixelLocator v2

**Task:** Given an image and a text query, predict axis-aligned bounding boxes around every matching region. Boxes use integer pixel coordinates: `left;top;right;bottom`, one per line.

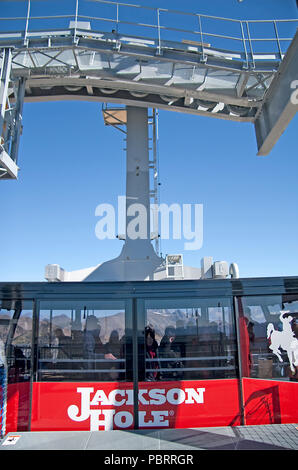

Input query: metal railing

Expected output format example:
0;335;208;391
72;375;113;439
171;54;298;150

0;0;297;67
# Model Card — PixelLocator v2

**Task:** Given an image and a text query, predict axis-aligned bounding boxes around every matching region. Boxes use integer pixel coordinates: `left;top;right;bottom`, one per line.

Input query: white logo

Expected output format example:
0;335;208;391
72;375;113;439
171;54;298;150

267;311;298;374
67;386;205;431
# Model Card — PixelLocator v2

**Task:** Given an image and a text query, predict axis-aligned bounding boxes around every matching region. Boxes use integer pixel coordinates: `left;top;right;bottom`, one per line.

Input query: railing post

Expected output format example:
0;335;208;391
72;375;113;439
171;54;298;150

240;21;249;69
116;2;119;34
274;20;283;60
156;8;161;55
24;0;31;46
198;15;206;63
74;0;79;44
246;21;255;69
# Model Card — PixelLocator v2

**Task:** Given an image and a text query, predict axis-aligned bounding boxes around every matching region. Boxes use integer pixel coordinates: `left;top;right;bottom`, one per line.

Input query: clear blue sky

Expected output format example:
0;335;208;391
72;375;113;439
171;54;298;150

0;0;298;281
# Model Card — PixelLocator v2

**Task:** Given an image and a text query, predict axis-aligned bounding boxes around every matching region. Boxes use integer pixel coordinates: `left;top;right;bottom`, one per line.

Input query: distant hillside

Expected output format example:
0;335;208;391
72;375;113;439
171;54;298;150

40;312;126;344
39;310;186;344
2;308;231;348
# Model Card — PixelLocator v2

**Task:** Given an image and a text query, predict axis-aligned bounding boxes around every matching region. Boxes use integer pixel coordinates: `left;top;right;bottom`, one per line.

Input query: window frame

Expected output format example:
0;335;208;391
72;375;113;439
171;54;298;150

139;295;239;382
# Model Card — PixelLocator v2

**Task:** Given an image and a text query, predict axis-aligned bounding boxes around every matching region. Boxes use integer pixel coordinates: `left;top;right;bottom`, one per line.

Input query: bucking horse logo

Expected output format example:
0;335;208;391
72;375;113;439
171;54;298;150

267;311;298;374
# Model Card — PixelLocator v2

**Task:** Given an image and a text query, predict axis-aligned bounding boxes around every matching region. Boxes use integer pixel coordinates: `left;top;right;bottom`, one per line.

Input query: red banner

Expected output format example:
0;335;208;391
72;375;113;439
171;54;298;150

27;379;241;431
242;378;298;425
5;378;298;432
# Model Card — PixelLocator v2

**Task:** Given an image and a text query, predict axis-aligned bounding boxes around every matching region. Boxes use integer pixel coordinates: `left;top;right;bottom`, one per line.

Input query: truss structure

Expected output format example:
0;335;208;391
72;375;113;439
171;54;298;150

0;0;297;179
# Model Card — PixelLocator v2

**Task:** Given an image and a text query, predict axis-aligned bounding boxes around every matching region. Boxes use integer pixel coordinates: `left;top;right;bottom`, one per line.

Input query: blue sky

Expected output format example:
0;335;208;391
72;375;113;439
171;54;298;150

0;0;298;281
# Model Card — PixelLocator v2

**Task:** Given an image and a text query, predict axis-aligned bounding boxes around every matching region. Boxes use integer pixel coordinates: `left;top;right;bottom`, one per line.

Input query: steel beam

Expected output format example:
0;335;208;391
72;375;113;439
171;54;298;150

10;78;26;164
255;29;298;156
0;53;25;179
0;48;12;137
23;76;260;109
0;149;19;179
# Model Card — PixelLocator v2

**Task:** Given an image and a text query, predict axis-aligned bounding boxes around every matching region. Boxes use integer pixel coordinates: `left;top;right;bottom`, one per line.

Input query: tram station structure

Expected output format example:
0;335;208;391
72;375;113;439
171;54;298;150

0;0;298;445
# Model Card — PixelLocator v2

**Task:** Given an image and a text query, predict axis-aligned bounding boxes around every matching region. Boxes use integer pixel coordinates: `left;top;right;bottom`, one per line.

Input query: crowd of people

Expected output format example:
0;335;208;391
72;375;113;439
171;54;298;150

145;325;184;381
48;315;229;381
144;321;229;381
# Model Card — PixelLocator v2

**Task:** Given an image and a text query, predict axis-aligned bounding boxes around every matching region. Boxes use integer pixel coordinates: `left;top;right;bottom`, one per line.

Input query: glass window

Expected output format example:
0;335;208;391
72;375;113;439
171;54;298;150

38;300;127;382
144;297;237;381
0;299;33;384
237;295;298;381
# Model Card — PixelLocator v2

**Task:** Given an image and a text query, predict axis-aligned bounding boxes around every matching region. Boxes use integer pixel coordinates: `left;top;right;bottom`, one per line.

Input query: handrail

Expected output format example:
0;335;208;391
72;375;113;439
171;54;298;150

0;0;297;62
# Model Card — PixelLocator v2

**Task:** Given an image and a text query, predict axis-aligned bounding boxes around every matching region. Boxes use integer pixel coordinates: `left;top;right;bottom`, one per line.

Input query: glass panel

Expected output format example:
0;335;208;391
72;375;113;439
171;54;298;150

38;300;127;382
0;299;33;384
144;297;237;381
237;295;298;381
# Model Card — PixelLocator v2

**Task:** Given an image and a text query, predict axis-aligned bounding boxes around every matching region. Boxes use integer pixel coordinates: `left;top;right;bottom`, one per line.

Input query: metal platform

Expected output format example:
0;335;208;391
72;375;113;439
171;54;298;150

1;424;297;450
0;0;298;179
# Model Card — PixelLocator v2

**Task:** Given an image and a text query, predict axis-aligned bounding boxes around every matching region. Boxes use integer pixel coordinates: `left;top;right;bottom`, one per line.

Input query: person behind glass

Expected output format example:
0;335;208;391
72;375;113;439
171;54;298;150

54;328;72;360
105;330;122;359
104;330;124;380
83;315;104;376
145;326;160;381
159;326;183;380
175;320;186;358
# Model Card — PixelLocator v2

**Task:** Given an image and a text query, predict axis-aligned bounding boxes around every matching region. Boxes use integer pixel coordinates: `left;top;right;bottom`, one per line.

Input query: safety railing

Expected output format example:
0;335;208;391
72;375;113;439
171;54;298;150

0;0;297;67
